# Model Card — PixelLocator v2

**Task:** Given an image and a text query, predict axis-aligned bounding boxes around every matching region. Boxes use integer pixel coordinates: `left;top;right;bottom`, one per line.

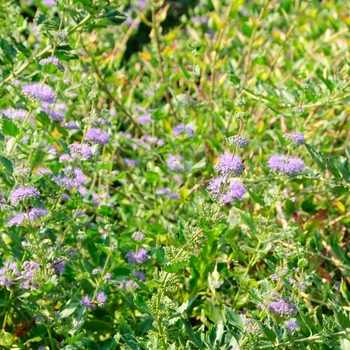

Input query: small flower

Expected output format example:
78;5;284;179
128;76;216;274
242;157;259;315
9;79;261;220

10;186;40;206
132;231;145;241
268;297;297;317
137;115;152;123
86;128;110;145
173;123;194;137
208;178;246;205
227;209;239;226
42;0;56;5
36;167;53;175
8;213;26;227
283;132;304;145
166;192;180;199
166;155;183;171
21;260;40;290
125;249;148;264
227;135;249;148
103;273;112;281
97;292;107;307
124;158;138;167
39;56;65;72
80;295;95;310
52;168;86;189
22;83;56;104
92;268;102;275
41;102;66;122
286;319;299;333
133;270;146;282
215;154;245;176
156;188;167;195
63;120;80;130
241;313;261;333
28;207;48;221
0;262;20;288
49;258;66;276
68;143;93;160
268;155;305;175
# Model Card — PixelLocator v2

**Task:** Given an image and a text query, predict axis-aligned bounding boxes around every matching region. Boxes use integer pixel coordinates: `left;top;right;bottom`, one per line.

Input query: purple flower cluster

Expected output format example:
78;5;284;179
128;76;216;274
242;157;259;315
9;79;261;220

80;292;107;309
131;135;165;150
80;295;95;309
125;249;148;264
173;123;194;137
22;83;56;103
0;262;20;288
283;132;304;145
215;154;245;176
227;135;249;148
21;261;40;290
155;187;180;199
63;120;80;130
136;107;154;124
68;143;93;160
207;177;246;205
2;108;27;120
286;319;298;333
86;128;110;145
267;297;297;317
268;155;305;175
118;270;146;290
132;231;145;241
39;56;65;72
49;258;66;276
52;168;86;189
166;155;183;171
97;292;107;307
10;186;40;206
41;102;66;122
124;158;138;167
241;313;261;333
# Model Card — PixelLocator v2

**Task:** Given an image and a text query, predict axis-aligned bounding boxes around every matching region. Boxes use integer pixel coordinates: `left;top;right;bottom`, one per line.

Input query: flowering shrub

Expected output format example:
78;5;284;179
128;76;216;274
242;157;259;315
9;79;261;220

0;0;350;349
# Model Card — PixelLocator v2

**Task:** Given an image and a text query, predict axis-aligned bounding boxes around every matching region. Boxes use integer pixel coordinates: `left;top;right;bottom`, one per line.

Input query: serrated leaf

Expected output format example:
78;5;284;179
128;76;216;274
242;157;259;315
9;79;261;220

104;8;127;26
224;306;244;331
2;119;20;137
0;155;13;174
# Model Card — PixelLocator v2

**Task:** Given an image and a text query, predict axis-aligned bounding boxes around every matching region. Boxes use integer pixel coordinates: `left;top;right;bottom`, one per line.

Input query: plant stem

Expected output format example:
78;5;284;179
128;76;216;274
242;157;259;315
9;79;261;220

151;2;178;122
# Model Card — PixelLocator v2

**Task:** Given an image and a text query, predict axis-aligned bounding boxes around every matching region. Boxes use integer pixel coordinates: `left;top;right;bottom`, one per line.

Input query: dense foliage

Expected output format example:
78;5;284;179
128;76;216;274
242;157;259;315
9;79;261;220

0;0;350;349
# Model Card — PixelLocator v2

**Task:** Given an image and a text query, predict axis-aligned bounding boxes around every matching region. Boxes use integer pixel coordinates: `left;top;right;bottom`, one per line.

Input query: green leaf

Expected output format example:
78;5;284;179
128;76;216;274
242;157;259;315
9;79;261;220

0;155;13;174
57;139;70;155
247;189;264;205
234;208;257;233
181;318;203;348
156;246;167;264
36;111;51;126
62;332;84;344
330;300;350;329
171;295;198;318
104;8;127;26
0;331;13;347
2;119;20;137
224;306;244;331
69;307;87;336
95;243;110;255
145;171;159;183
134;295;153;316
317;73;335;91
305;144;326;171
190;158;206;173
59;303;79;319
